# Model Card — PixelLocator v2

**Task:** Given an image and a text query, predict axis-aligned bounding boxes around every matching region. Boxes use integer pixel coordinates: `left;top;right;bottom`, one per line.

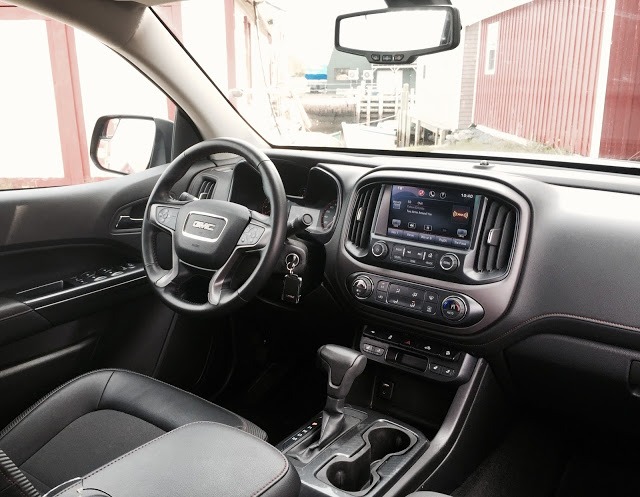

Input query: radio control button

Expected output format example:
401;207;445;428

452;239;470;249
392;245;406;256
440;253;460;271
419;233;436;243
403;247;418;258
371;241;389;258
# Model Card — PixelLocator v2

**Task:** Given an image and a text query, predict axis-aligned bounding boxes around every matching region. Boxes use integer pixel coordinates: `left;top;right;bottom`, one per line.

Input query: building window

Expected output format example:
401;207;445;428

485;22;499;75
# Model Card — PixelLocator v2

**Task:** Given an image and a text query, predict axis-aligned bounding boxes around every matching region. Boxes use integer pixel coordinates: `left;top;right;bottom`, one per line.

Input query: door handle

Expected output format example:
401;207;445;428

115;215;143;230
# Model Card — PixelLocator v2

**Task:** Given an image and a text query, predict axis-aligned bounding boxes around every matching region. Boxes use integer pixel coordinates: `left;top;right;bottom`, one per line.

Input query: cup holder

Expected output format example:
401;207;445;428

321;425;416;494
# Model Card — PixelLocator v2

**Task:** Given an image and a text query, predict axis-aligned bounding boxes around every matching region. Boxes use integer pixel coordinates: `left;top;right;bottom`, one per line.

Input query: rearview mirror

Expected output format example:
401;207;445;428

335;6;461;64
90;115;173;175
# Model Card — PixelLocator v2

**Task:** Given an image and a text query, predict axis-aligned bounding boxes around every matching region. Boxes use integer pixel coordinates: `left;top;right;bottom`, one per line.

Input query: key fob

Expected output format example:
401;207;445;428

282;273;302;304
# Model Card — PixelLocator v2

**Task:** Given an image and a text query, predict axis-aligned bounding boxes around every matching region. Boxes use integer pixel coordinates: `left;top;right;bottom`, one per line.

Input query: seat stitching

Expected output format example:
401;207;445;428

49;422;285;497
250;450;288;497
0;472;28;497
102;369;259;436
0;368;264;452
0;369;115;442
96;371;115;410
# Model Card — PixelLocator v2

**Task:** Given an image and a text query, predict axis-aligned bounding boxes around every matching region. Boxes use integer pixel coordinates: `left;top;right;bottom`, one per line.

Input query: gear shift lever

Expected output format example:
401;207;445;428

312;344;367;450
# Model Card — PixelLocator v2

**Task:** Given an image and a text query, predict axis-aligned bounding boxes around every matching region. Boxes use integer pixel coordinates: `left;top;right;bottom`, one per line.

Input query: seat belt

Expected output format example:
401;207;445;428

0;450;40;497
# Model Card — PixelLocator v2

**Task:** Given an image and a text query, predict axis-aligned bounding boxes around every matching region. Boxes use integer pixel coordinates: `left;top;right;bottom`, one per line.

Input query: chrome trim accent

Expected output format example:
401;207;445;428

182;211;228;243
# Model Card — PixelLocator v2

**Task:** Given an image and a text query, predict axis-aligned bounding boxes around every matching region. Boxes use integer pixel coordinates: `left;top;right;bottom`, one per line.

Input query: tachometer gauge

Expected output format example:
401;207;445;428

261;197;271;216
321;200;338;230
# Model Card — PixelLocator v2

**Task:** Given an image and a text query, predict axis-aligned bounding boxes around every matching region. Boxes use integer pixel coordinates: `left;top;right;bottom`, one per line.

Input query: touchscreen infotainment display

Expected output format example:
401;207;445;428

387;185;479;249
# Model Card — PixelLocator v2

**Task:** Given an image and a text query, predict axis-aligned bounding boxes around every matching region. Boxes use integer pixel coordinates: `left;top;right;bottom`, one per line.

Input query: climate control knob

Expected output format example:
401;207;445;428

440;253;460;271
351;276;374;299
441;296;467;322
371;241;389;258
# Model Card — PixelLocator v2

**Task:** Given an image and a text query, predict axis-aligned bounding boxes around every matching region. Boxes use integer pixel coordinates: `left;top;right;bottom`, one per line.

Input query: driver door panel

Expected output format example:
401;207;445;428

0;169;176;426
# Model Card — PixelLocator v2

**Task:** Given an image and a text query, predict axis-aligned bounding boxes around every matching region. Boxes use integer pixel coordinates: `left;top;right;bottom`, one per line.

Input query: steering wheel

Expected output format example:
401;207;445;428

141;138;287;316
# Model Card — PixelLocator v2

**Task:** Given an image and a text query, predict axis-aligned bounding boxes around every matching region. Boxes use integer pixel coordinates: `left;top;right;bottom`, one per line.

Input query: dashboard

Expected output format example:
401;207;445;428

174;148;640;424
179;150;640;353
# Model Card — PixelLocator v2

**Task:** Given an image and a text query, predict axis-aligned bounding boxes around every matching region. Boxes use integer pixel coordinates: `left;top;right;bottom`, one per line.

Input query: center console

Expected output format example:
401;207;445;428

335;169;530;336
278;407;428;497
277;344;429;497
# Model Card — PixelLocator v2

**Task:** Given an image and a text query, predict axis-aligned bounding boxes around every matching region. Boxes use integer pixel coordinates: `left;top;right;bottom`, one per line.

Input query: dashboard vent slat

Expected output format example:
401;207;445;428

348;184;381;249
475;198;517;275
197;178;216;199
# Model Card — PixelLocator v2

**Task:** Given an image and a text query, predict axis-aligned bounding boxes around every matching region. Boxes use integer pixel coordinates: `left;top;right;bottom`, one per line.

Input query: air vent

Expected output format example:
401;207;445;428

196;178;216;199
347;184;381;249
475;198;517;274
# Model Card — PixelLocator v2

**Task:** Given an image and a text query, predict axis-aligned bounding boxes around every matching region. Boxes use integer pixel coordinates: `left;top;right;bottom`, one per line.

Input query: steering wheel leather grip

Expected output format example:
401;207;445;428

141;137;287;316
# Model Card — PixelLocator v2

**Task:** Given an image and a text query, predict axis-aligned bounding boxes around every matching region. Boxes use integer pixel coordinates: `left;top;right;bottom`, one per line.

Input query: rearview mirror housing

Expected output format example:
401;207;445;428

335;6;462;64
90;115;173;175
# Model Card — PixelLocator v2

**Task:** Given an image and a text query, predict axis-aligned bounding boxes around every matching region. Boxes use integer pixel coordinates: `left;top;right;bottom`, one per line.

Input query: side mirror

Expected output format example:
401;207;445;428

335;6;461;64
90;115;173;175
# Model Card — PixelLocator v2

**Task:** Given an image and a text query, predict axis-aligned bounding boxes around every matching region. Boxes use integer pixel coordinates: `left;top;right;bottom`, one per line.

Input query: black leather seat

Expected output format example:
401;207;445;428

0;369;267;494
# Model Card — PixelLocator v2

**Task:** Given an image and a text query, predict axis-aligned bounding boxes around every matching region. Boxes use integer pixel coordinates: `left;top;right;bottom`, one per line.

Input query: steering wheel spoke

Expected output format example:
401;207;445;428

208;220;272;305
155;258;194;289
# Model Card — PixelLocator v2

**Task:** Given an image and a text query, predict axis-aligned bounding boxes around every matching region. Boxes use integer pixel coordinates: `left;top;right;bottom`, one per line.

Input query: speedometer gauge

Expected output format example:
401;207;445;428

321;200;338;230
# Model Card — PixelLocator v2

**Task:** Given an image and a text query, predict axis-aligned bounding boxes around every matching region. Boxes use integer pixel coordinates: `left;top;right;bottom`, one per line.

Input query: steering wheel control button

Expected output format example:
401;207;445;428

439;253;460;271
156;206;179;230
351;276;373;299
238;224;265;246
371;241;389;258
442;296;467;321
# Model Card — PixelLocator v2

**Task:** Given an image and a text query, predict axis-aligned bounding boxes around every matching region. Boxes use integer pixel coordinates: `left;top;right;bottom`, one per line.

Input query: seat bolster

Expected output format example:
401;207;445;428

0;370;114;466
98;370;262;436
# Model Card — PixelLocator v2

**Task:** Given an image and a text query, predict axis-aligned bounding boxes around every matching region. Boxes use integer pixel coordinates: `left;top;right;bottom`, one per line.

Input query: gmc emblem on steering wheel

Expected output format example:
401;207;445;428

193;220;216;231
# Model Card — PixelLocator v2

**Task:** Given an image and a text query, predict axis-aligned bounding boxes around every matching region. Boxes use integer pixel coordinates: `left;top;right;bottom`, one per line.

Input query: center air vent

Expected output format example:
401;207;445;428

347;184;381;249
475;198;517;275
196;178;216;199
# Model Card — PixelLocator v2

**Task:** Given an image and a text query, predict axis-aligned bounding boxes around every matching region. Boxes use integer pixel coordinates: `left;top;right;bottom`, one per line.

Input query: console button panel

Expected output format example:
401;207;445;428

348;272;484;327
360;327;476;383
366;235;471;284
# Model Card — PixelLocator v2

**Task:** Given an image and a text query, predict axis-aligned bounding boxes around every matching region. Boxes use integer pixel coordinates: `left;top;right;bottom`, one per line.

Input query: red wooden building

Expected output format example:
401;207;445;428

473;0;640;160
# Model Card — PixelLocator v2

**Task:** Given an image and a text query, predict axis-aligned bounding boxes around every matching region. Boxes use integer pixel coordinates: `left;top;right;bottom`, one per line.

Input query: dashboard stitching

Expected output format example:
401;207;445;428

468;313;640;348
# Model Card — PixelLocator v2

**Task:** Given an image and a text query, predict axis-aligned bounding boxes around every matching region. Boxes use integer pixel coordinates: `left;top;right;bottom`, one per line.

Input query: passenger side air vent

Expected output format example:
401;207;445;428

348;184;381;249
475;198;517;274
196;178;216;199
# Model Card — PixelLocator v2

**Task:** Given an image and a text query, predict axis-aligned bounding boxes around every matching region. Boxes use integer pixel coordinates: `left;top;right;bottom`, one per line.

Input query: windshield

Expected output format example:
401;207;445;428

157;0;640;163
